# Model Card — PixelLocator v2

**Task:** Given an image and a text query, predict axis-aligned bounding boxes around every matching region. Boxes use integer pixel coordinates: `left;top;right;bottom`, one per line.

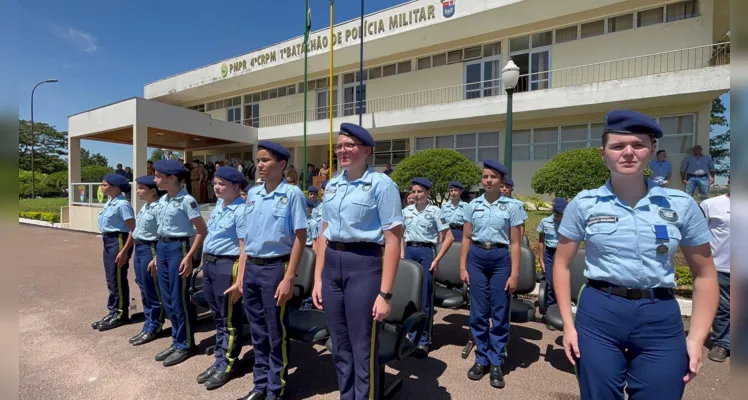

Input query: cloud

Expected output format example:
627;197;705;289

42;19;99;53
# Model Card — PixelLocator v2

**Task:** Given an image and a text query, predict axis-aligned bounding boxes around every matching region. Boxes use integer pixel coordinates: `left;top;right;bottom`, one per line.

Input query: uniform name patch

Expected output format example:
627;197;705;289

587;216;618;225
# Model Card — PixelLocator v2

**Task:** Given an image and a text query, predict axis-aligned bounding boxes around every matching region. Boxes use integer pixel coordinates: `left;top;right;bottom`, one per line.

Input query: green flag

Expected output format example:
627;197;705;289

304;5;312;42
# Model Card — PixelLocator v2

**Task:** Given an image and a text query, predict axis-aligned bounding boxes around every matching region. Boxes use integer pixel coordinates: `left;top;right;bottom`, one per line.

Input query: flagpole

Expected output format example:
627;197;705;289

329;0;334;179
358;0;364;125
303;0;310;189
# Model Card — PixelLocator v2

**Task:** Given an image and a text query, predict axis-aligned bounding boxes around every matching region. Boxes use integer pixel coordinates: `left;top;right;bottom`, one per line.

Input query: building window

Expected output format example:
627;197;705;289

369;66;382;79
243;103;259;128
417;56;431;70
432;53;447;67
315;89;338;120
227;106;241;124
657;114;695;155
464;54;501;99
667;0;698;22
555;26;578;43
374;139;409;166
414;132;499;162
511;130;531;161
609;14;633;32
532;31;553;48
580;20;605;38
638;7;664;27
447;50;463;64
382;64;397;77
559;124;589;151
463;46;482;61
343;72;366;116
187;104;205;112
509;33;552;92
397;60;412;74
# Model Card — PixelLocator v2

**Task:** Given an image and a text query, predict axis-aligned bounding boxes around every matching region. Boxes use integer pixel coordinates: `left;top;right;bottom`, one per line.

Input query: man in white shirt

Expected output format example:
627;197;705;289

700;180;730;362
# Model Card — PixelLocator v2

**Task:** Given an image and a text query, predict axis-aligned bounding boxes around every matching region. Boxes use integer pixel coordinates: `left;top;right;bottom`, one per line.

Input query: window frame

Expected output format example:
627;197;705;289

373;139;410;166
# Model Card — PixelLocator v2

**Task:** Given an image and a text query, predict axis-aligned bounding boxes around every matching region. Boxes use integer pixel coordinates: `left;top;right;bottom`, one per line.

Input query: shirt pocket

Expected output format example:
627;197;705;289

350;193;376;221
584;222;619;255
272;207;289;234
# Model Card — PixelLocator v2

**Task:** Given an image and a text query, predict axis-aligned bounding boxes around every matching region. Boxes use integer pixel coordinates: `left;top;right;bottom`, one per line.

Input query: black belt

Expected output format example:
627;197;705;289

204;253;239;263
135;239;157;245
102;232;128;238
406;241;435;248
249;254;290;266
159;236;190;243
472;241;507;249
327;241;382;252
587;279;675;300
449;224;464;230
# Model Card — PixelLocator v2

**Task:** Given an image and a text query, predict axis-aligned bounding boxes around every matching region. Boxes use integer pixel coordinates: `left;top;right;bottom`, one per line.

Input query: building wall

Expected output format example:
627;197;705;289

69;206;103;233
366;63;465;112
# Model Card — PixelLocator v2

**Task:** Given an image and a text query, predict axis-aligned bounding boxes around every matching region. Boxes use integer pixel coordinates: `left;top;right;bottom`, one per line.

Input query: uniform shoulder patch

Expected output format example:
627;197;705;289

190;200;198;209
440;217;447;224
658;208;679;222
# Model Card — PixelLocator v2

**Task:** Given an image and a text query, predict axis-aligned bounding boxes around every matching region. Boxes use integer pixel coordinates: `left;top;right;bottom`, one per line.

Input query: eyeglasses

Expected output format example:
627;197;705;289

334;143;363;151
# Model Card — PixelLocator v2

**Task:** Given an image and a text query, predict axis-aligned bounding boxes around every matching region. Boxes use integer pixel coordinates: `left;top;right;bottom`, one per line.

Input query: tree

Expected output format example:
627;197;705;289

81;165;114;183
531;147;652;199
390;149;481;206
81;148;109;167
149;149;183;162
709;96;730;176
18;119;67;174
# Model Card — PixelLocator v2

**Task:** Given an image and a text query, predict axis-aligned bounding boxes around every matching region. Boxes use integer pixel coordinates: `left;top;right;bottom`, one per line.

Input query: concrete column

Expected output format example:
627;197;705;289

132;124;148;211
68;137;81;205
184;151;193;162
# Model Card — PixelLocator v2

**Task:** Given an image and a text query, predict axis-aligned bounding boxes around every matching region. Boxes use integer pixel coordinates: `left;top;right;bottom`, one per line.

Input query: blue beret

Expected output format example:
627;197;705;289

104;174;130;192
153;160;185;176
135;175;157;188
257;140;291;161
553;198;569;214
482;160;508;175
320;180;329;190
306;198;316;209
307;186;319;193
411;177;432;190
448;181;464;190
503;176;514;187
603;110;663;139
339;123;375;147
214;166;246;185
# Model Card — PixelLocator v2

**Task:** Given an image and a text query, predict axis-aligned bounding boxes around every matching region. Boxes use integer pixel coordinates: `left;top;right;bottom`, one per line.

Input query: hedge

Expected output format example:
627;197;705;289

19;211;60;223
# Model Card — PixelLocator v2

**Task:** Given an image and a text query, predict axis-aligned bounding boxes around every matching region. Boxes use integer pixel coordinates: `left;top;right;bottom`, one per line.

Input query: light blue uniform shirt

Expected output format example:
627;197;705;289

506;196;529;222
403;204;449;244
133;201;163;241
306;215;319;246
648;160;672;183
322;167;403;245
558;178;712;289
680;155;715;176
311;203;323;220
242;180;308;258
98;194;135;233
441;200;468;226
536;215;560;248
156;189;202;237
463;195;523;244
204;197;246;256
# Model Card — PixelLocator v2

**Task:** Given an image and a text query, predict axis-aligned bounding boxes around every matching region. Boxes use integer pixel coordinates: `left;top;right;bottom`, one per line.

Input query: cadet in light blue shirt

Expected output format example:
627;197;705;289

228;141;307;400
306;198;318;248
648;150;672;186
442;180;469;242
313;123;404;399
129;175;165;346
461;160;523;389
93;174;136;332
199;166;247;389
403;177;454;355
151;159;208;367
536;198;567;313
499;176;528;238
553;110;719;400
679;144;716;200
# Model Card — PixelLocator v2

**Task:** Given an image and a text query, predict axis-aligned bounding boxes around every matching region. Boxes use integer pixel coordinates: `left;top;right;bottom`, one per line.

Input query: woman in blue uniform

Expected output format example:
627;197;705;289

197;166;247;390
536;198;567;330
226;141;307;400
129;176;165;346
499;176;528;238
554;110;719;400
311;123;403;400
460;160;522;389
92;174;136;332
402;177;454;357
151;159;208;367
441;181;468;242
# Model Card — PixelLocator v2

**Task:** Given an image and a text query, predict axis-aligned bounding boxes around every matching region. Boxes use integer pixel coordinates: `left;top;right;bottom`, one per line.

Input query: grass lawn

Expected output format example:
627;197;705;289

19;197;68;213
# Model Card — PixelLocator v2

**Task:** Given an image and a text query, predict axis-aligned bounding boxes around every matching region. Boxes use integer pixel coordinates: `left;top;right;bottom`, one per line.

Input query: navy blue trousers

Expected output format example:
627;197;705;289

322;246;382;400
242;259;290;397
102;233;133;320
711;271;730;351
204;257;244;373
133;242;164;333
467;244;511;367
543;247;556;306
450;228;463;242
156;240;197;351
405;245;435;346
575;285;688;400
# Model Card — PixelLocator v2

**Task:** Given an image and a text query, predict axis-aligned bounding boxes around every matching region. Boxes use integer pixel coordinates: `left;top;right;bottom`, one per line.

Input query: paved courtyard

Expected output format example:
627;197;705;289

19;225;730;399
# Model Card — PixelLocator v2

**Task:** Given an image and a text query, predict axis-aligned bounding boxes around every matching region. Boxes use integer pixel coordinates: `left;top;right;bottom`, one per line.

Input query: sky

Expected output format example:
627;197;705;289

14;0;730;171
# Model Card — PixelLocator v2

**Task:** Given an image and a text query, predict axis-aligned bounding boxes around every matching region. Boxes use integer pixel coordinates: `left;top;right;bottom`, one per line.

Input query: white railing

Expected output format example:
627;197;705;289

256;42;729;128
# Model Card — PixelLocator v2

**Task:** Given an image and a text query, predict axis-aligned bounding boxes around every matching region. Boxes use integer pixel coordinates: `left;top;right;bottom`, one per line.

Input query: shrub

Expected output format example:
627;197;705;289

675;266;693;287
81;165;114;183
44;171;68;191
19;211;60;223
390;149;481;206
531;148;651;199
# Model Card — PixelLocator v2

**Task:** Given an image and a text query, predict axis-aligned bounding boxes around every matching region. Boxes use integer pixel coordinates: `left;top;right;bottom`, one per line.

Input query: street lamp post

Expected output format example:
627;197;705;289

30;79;58;198
501;60;519;177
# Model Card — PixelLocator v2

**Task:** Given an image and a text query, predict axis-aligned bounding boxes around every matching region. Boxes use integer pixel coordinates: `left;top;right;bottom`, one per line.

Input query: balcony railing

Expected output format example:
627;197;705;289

254;42;729;129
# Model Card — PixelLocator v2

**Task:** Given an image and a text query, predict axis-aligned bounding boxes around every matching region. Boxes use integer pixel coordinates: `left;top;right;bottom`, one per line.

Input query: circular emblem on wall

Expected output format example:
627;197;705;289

221;63;228;77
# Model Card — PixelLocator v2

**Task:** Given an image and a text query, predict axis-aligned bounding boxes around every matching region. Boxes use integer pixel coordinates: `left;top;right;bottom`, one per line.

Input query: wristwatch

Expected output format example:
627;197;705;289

379;291;393;301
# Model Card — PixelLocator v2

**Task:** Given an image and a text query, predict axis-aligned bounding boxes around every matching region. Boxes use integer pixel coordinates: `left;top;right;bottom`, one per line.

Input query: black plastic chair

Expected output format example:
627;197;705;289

509;245;538;323
538;248;587;330
433;241;468;309
521;235;530;247
325;258;427;399
286;247;329;343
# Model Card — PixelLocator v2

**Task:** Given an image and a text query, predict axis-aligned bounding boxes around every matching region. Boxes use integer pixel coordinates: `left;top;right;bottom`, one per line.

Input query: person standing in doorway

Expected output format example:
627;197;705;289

680;145;716;200
700;178;731;362
649;150;672;187
285;165;298;186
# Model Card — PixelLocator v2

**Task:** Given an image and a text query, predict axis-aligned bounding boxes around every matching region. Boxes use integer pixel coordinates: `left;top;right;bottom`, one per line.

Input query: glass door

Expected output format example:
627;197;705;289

464;55;501;99
243;103;259;127
530;50;551;90
344;84;366;116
